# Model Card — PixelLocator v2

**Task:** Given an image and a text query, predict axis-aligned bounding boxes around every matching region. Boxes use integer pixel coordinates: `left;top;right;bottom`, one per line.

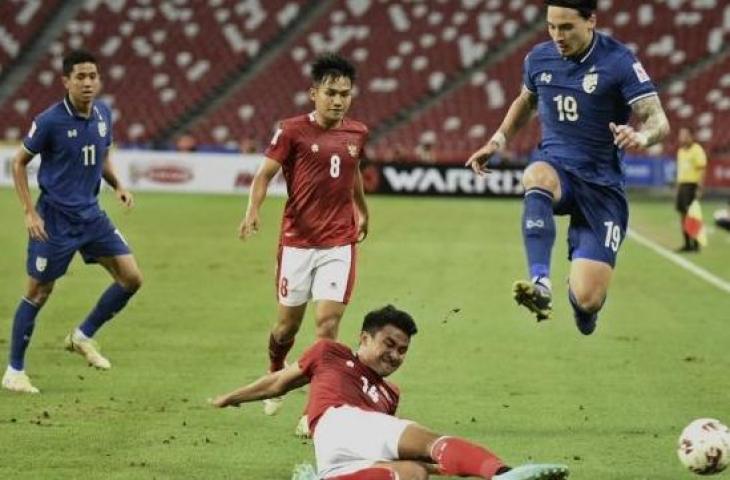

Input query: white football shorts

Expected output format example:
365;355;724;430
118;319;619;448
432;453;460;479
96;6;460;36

276;244;356;306
313;405;413;478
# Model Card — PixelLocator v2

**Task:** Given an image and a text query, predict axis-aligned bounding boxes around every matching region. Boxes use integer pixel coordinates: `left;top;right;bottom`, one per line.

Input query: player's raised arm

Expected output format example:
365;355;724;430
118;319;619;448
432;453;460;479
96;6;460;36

211;362;308;408
239;157;281;240
609;94;670;150
353;162;369;242
102;150;134;208
466;86;538;175
12;147;48;242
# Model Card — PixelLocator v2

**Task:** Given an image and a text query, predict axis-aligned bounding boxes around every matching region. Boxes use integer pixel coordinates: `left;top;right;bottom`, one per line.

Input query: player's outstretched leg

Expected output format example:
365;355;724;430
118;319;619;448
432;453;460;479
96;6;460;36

494;464;569;480
513;278;553;321
516;179;557;321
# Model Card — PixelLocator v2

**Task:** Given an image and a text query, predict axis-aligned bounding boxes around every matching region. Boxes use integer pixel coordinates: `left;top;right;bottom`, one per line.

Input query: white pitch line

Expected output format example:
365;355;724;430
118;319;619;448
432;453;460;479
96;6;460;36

627;228;730;294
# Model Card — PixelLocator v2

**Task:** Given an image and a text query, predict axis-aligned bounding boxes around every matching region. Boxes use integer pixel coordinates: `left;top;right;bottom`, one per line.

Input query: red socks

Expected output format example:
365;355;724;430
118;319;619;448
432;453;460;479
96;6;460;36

431;436;506;479
328;467;396;479
268;333;294;372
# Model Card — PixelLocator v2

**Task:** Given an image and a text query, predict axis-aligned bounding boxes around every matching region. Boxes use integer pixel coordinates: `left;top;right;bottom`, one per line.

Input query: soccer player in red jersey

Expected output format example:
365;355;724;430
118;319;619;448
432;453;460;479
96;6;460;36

238;53;369;420
212;306;569;480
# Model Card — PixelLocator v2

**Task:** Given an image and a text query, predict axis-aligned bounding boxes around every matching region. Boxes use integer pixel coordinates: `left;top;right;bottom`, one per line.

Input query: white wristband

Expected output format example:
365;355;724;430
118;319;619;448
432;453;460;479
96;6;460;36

489;131;507;150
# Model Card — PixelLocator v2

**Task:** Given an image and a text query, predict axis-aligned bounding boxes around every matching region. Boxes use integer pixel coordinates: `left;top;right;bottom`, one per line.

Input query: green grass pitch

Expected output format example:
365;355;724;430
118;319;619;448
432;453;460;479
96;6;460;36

0;188;728;479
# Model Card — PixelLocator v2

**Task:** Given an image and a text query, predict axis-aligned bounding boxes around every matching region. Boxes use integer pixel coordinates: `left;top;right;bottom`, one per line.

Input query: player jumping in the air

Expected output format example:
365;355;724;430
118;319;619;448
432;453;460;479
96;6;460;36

466;0;670;335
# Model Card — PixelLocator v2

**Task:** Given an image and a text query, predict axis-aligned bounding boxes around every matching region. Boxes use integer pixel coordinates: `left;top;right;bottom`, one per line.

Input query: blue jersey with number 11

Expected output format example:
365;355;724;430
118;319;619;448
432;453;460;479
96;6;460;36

524;32;657;187
23;96;113;220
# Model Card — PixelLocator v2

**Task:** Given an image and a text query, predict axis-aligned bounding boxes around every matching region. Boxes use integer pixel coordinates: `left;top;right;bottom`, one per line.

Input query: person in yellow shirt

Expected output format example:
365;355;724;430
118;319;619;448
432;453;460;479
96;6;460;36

675;127;707;252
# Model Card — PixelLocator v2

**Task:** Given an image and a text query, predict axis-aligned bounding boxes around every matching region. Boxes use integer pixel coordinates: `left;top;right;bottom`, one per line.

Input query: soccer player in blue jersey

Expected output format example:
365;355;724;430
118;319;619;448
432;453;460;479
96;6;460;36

466;0;670;335
2;50;143;393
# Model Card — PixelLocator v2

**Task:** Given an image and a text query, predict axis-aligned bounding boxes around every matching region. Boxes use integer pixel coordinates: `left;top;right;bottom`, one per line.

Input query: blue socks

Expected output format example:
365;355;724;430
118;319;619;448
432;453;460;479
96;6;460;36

79;283;135;338
9;298;41;371
522;187;556;281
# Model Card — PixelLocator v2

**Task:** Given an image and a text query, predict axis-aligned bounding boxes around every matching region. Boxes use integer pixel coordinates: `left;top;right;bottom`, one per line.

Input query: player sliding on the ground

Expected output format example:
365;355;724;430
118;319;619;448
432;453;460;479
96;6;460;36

3;50;142;394
212;305;569;480
466;0;669;335
237;53;369;432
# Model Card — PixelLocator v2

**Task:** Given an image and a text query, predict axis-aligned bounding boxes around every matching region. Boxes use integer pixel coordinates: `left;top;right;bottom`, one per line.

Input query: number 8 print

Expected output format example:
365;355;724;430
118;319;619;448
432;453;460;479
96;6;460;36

330;154;340;178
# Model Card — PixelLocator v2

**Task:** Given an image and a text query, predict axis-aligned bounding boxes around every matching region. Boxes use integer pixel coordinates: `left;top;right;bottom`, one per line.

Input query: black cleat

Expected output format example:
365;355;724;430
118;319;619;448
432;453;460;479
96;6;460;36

513;280;553;321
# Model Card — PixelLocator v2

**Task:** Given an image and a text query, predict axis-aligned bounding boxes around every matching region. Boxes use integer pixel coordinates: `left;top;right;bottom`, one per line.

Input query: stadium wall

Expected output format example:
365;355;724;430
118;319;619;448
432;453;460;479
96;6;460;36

2;147;729;195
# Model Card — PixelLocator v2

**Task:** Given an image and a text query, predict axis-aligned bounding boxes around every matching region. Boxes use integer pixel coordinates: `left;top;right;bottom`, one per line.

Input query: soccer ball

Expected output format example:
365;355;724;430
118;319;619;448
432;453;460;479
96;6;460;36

677;418;730;475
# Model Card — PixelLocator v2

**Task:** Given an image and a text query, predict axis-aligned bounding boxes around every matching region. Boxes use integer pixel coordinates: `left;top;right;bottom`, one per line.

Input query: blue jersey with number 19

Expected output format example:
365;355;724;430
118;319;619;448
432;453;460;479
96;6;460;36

23;96;113;220
524;32;657;187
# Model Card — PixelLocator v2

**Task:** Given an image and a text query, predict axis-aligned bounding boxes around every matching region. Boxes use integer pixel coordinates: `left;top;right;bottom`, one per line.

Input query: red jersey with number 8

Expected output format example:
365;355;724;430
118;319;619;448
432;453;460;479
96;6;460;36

265;112;368;248
298;339;400;434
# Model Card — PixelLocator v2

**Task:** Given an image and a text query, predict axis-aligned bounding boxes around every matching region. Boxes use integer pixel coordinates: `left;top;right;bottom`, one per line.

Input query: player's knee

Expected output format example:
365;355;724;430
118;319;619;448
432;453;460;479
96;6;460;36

120;271;143;292
523;163;559;194
571;288;604;313
27;282;54;306
315;315;341;339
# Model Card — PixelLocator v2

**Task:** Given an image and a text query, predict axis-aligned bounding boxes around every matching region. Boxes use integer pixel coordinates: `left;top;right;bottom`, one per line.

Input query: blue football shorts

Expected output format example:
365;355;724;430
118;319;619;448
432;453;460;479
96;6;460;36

548;161;629;268
26;200;131;282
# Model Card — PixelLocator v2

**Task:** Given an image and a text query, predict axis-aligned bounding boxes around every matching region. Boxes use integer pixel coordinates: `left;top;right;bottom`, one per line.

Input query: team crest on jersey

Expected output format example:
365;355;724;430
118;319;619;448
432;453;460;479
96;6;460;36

347;144;359;157
35;256;47;272
311;144;319;153
539;72;552;84
98;121;108;138
582;71;598;94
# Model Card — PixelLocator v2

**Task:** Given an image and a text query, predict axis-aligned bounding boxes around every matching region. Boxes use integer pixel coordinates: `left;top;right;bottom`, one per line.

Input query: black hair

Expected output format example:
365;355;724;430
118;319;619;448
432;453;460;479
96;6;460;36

362;305;418;338
310;53;356;85
62;49;98;76
545;0;597;19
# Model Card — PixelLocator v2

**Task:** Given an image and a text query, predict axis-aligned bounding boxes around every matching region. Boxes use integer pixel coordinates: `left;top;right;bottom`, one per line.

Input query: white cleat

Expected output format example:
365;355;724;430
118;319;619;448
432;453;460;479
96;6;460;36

64;334;111;370
2;367;40;394
294;414;310;438
263;396;284;416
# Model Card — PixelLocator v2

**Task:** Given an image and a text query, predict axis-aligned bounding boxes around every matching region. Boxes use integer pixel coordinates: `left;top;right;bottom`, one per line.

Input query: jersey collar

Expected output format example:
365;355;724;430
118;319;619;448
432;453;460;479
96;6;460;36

63;95;96;119
563;32;598;64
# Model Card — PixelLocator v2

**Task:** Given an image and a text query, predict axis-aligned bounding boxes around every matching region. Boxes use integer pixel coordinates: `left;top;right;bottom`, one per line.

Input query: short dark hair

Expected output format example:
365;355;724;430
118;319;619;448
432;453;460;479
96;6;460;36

310;53;356;85
62;49;98;76
545;0;597;19
362;305;418;338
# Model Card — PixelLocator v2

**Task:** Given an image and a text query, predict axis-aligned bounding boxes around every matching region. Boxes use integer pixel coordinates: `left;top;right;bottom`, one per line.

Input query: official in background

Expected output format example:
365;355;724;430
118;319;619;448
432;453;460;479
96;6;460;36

675;127;707;252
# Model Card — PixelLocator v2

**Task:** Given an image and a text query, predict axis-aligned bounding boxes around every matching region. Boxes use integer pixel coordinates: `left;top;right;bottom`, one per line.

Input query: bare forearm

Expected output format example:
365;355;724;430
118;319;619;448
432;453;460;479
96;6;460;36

221;374;285;406
633;95;670;147
246;174;271;215
353;171;368;217
12;157;34;214
102;159;122;190
498;91;537;141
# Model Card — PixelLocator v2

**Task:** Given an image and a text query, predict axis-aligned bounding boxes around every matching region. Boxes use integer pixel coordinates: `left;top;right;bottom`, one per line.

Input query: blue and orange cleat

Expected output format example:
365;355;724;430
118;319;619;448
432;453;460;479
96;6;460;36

494;463;569;480
513;279;553;321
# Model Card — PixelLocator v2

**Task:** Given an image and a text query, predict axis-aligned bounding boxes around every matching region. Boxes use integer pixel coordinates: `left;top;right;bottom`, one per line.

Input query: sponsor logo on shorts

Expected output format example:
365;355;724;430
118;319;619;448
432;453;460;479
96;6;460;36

35;256;47;272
